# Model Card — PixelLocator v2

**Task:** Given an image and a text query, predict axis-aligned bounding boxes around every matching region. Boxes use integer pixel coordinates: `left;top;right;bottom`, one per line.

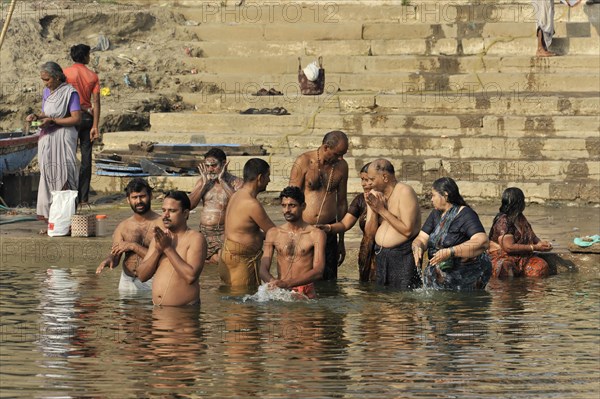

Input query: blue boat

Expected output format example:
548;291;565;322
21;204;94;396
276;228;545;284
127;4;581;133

0;132;40;179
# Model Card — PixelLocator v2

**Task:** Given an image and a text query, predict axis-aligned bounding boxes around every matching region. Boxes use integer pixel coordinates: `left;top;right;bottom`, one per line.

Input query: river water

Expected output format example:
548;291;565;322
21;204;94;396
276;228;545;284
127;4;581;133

0;204;599;398
0;256;598;398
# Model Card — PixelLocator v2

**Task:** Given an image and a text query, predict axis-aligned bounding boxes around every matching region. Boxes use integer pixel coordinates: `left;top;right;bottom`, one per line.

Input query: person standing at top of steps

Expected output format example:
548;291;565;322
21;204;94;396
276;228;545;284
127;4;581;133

533;0;582;57
189;148;243;264
289;131;349;281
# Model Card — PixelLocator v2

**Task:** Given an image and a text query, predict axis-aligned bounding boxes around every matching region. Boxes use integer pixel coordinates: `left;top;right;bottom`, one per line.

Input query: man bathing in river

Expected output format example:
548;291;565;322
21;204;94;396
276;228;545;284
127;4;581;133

96;178;162;291
289;130;349;280
218;158;275;287
189;148;243;263
364;159;422;289
259;186;326;299
136;191;206;306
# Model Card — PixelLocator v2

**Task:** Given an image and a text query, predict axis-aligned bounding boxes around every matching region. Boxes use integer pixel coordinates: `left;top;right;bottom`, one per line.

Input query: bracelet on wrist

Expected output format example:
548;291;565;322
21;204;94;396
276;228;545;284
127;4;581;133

450;247;455;257
530;245;534;252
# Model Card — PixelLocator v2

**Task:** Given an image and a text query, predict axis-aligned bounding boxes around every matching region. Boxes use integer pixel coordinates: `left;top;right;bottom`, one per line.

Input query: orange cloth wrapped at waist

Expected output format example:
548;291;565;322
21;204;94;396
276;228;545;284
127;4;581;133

291;282;316;299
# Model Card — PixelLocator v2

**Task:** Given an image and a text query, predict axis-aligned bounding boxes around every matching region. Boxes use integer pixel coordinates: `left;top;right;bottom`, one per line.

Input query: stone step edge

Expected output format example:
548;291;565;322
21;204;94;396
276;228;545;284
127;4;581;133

90;176;599;203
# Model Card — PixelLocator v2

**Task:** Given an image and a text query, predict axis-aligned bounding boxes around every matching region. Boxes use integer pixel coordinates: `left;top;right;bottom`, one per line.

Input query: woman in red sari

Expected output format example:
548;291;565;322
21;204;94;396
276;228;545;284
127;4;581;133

488;187;553;278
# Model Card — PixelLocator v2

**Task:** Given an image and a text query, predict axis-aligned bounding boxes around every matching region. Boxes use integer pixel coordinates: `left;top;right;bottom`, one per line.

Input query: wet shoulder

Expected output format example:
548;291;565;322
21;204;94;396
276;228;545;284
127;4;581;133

308;224;326;240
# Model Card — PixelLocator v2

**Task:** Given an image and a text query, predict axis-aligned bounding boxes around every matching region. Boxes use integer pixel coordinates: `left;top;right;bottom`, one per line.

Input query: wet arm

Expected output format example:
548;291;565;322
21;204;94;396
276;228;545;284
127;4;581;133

219;174;237;199
289;157;306;188
189;178;210;210
164;234;206;285
96;223;126;273
252;202;276;233
411;230;430;265
412;230;429;251
498;234;537;255
259;229;277;282
136;239;162;282
336;166;348;244
364;203;379;238
452;232;489;258
378;187;419;238
127;243;148;259
328;213;358;234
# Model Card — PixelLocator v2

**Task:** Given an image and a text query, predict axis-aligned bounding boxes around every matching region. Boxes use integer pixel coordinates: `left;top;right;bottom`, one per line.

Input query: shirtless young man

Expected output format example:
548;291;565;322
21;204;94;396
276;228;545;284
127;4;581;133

136;191;206;307
218;158;275;287
189;148;243;263
96;178;162;291
364;159;422;289
289;130;349;280
259;186;326;299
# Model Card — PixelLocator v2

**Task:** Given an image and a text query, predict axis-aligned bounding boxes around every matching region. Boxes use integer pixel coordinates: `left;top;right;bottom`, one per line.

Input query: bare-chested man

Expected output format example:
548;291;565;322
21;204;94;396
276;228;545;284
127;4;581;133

189;148;243;263
364;159;422;289
260;186;326;299
136;191;206;306
96;178;162;291
289;130;349;280
219;158;275;287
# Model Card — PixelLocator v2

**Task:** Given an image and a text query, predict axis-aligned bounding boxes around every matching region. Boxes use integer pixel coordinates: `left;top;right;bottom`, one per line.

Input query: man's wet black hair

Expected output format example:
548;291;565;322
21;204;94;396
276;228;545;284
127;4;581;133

125;178;153;197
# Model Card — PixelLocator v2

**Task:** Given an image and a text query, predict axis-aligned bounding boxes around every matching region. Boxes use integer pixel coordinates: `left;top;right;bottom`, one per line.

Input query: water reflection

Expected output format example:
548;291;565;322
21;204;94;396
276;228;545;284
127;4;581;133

0;252;598;398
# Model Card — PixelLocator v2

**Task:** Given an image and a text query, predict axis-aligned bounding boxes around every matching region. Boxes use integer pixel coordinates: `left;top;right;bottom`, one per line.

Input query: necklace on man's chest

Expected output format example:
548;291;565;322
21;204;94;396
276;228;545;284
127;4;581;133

316;149;334;189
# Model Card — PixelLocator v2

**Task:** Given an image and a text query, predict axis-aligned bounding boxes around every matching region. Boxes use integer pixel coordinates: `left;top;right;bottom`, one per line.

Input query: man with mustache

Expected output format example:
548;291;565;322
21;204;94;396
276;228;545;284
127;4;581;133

96;178;162;290
189;148;243;263
259;186;325;299
137;191;206;306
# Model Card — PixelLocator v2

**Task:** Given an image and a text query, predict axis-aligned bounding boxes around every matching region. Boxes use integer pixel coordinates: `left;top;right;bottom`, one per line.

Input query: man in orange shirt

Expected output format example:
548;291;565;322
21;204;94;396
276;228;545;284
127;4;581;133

64;44;101;204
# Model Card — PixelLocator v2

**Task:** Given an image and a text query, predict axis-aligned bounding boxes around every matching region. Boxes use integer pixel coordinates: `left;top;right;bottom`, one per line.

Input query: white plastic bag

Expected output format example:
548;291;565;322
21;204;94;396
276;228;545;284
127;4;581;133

47;190;78;237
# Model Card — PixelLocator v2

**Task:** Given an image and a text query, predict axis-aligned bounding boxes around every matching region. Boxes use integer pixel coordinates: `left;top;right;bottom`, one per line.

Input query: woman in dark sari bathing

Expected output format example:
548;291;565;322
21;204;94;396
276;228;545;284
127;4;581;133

317;163;376;281
488;187;553;278
412;177;491;290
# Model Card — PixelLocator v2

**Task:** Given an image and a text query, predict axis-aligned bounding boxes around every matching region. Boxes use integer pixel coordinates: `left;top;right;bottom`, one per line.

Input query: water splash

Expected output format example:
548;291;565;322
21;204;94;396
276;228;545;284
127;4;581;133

242;283;306;303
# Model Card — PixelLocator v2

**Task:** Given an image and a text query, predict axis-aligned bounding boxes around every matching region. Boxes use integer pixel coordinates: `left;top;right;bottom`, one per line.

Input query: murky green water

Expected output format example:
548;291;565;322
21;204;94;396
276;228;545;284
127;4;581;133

1;254;598;398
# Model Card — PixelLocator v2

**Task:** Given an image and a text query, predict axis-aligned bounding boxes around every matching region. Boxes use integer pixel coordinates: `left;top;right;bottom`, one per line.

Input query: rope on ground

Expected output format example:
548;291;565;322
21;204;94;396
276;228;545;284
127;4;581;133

0;216;38;225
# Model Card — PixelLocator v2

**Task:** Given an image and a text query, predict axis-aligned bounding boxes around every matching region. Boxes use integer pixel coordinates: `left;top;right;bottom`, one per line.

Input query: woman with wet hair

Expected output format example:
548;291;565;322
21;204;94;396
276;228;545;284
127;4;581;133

26;61;82;221
488;187;553;278
412;177;491;290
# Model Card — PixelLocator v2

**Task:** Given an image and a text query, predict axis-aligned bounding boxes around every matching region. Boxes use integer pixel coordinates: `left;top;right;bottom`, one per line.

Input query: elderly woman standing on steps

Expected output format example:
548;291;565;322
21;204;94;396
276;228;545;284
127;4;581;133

412;177;491;290
488;187;553;278
26;62;81;221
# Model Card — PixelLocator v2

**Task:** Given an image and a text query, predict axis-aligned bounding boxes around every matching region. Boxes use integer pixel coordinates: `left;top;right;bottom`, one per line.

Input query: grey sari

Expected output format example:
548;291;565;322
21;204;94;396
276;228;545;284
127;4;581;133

36;83;79;218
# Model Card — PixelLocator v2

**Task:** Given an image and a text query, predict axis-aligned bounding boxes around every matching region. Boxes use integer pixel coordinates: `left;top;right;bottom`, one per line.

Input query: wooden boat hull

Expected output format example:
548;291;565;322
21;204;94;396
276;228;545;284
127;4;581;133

0;133;40;178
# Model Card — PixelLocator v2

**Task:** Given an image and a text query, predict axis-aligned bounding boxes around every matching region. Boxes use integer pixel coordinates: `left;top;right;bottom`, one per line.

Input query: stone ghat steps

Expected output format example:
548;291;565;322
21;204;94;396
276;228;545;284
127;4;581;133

146;112;599;138
183;20;597;41
92;173;595;203
183;54;600;75
181;92;600;116
176;2;598;24
102;130;599;162
166;70;600;93
185;36;598;57
98;131;600;182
